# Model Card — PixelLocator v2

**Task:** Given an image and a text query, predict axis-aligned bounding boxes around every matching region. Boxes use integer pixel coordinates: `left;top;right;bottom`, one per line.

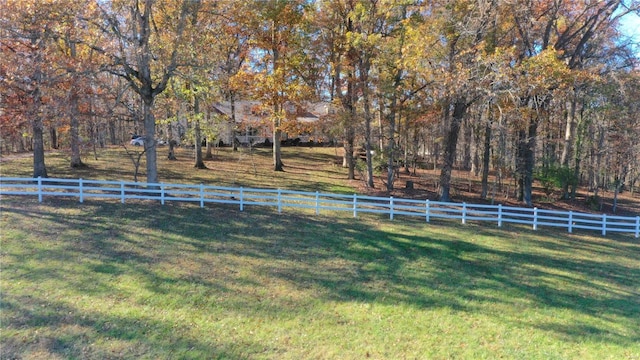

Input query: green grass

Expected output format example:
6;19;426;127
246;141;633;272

2;146;639;358
1;197;639;359
0;146;356;194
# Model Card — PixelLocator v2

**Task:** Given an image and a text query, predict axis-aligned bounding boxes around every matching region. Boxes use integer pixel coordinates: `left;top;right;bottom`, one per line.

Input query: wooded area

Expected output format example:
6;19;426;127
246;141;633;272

1;0;639;206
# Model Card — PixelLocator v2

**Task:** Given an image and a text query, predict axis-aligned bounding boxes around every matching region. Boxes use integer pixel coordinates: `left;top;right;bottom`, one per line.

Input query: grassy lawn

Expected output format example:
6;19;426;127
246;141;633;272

2;146;639;358
1;196;639;359
0;146;357;194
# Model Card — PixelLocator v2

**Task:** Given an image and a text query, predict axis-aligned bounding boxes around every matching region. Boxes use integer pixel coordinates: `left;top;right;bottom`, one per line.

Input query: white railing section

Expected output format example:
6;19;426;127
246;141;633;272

1;176;638;238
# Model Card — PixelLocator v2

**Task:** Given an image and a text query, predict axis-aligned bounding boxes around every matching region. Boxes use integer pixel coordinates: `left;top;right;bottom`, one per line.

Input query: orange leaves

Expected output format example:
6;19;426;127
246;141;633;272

279;116;314;137
228;70;255;94
0;0;110;144
233;1;315;130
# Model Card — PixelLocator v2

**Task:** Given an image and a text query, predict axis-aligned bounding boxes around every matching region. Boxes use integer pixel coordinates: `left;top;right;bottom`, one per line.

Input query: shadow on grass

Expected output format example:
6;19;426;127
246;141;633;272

2;197;639;357
0;294;255;359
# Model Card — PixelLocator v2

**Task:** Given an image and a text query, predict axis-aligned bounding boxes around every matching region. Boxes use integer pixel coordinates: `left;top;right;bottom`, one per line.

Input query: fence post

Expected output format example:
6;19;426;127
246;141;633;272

426;199;430;223
37;176;42;202
240;187;244;211
462;202;467;225
353;193;357;218
277;189;282;213
602;213;607;236
199;184;204;208
79;178;84;203
120;181;125;204
390;196;394;220
498;204;502;227
636;216;639;238
568;211;573;233
315;191;319;215
533;207;538;230
160;183;165;205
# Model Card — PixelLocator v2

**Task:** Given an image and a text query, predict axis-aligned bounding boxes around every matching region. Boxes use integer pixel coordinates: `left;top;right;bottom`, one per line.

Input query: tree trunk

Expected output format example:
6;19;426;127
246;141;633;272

70;92;84;168
387;109;396;191
471;123;481;177
570;112;586;200
166;117;177;160
205;138;213;159
361;63;374;188
168;140;177;160
341;72;356;180
271;35;284;172
32;65;47;178
612;177;622;214
66;37;84;167
561;94;577;166
378;94;384;152
50;127;58;149
343;126;355;179
194;97;206;169
433;141;439;171
109;119;117;145
592;126;605;196
204;110;212;160
143;99;158;184
516;129;526;203
560;96;577;198
19;134;26;152
358;54;375;188
273;120;283;171
462;119;472;171
439;99;467;202
33;115;48;178
231;93;238;152
386;73;403;191
403;128;410;174
480;117;492;199
194;120;206;169
386;105;396;191
516;117;538;206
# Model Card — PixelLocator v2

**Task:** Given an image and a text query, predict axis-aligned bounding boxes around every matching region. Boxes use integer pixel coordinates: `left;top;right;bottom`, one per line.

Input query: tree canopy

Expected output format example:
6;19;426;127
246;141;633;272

1;0;639;205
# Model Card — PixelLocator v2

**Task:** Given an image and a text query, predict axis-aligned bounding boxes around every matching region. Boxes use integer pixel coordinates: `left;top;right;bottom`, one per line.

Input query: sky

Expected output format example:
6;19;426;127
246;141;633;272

619;10;640;57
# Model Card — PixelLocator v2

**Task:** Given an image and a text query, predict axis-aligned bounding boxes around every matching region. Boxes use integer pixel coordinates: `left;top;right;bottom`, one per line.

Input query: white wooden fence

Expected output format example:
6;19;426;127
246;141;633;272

1;177;638;238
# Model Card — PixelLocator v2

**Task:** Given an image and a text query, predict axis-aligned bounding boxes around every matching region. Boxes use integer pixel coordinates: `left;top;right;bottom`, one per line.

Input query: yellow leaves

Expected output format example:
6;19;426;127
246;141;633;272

346;31;382;50
518;47;574;93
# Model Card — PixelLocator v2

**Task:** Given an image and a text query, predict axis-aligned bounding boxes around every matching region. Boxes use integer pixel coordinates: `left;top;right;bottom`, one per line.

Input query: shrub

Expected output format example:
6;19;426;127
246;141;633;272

535;165;577;200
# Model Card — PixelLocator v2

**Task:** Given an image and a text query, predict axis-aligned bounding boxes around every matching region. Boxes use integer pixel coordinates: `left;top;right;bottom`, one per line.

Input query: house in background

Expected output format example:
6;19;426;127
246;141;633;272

210;100;336;146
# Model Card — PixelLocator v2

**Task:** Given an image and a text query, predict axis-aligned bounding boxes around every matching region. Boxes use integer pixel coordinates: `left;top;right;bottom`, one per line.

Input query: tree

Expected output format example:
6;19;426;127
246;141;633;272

312;0;358;179
504;0;633;205
370;1;413;191
88;0;196;183
314;0;390;183
0;0;80;177
240;0;314;172
57;16;98;168
215;4;251;153
580;69;640;211
406;0;498;201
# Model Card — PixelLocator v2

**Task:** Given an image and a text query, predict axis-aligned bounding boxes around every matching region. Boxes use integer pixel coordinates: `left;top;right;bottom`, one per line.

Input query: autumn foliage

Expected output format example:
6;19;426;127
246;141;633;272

1;0;638;205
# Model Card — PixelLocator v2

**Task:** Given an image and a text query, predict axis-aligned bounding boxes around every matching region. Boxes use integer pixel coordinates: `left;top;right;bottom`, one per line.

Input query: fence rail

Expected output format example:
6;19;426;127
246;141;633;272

1;176;638;238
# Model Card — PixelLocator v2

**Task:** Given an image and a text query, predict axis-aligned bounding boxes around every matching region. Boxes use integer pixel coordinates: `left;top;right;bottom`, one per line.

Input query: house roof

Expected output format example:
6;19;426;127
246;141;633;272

296;111;318;122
